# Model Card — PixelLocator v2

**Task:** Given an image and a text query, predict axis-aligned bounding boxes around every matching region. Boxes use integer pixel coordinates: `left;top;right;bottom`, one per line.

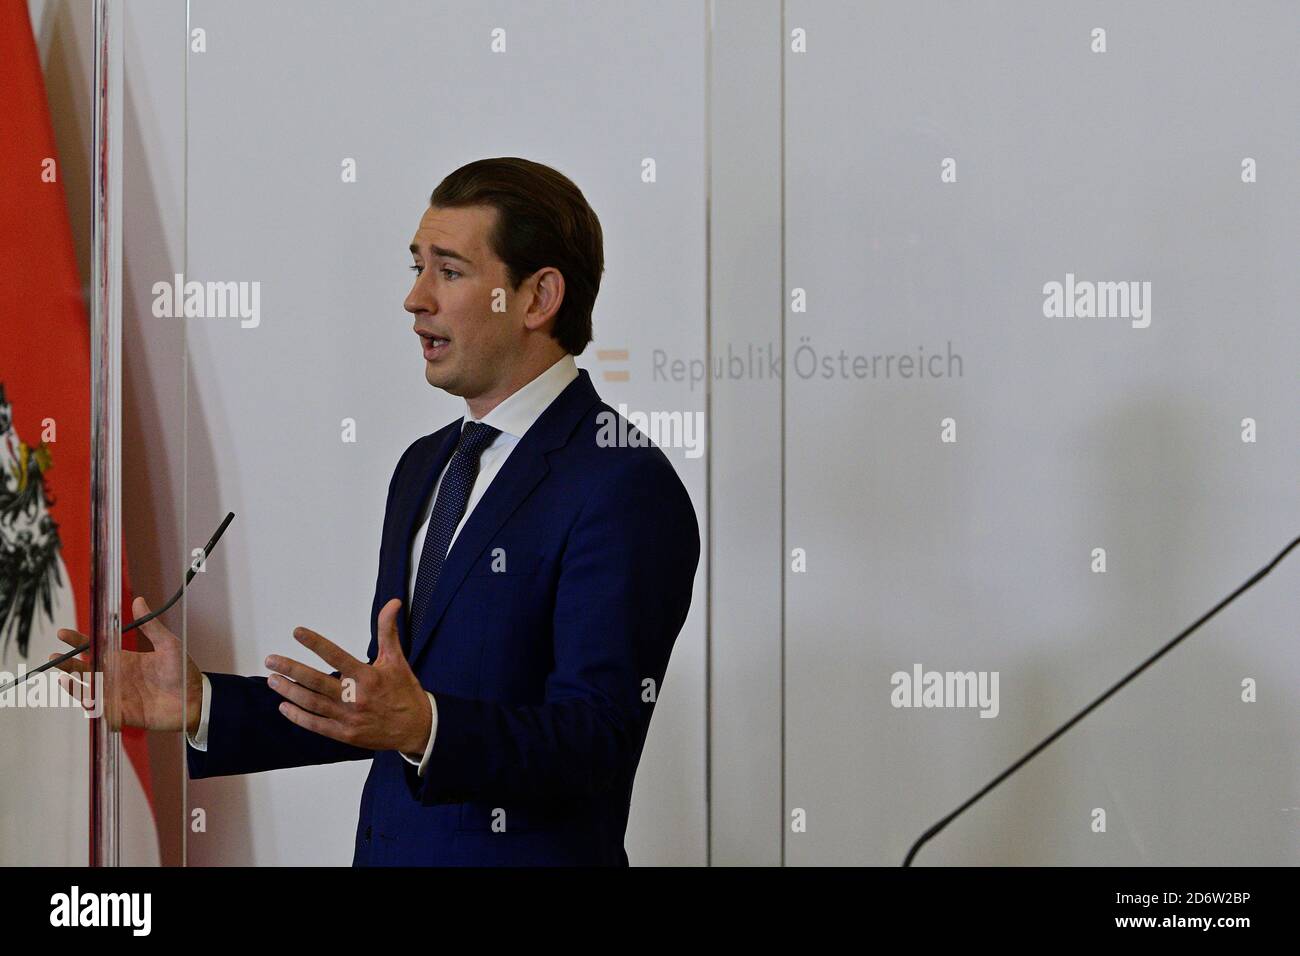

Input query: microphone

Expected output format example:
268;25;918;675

903;532;1299;866
0;511;235;694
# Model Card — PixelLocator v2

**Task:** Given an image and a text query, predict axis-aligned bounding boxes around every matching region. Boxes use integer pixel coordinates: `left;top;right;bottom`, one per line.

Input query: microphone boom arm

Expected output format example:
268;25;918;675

902;532;1299;866
0;512;234;694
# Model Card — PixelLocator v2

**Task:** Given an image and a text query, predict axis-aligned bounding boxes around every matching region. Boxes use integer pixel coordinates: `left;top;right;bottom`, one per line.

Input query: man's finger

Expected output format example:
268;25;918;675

374;598;404;663
291;627;362;675
55;628;88;649
49;652;90;675
56;671;82;704
131;596;169;649
266;674;346;720
276;700;350;744
56;669;93;702
264;654;339;697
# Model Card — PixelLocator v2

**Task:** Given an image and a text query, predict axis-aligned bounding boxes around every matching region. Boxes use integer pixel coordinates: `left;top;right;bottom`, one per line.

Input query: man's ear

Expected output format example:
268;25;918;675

522;267;565;333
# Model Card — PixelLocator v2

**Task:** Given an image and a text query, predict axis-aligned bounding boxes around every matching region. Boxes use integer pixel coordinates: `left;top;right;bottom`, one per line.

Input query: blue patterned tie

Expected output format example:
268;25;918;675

408;421;501;644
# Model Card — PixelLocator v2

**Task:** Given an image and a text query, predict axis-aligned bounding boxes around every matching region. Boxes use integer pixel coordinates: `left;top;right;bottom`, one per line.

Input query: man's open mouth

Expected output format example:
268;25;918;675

421;334;450;358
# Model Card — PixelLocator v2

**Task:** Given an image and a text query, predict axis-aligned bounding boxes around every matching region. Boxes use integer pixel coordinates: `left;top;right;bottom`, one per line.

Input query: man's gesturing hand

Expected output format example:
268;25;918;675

266;598;431;756
50;595;204;734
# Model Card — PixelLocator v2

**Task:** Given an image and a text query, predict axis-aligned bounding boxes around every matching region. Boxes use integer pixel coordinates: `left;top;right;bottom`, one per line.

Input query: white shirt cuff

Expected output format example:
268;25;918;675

186;673;212;751
398;692;438;776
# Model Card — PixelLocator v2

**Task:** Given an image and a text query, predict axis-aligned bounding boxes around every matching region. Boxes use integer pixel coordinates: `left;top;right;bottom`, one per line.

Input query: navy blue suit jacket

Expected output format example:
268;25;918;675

187;368;700;865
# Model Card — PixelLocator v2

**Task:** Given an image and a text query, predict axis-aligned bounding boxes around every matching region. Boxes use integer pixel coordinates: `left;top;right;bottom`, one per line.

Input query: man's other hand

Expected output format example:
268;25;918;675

50;595;204;734
266;598;431;755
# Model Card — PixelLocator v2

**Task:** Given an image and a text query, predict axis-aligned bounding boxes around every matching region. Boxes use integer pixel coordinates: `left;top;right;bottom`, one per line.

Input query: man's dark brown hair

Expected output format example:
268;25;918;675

430;157;604;356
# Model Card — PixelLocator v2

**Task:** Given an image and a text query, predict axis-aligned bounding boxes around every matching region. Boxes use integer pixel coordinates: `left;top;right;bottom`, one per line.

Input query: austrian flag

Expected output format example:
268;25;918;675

0;0;159;865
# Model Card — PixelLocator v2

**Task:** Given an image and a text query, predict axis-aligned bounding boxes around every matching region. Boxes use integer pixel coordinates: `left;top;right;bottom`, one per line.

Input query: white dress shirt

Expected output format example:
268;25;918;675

187;353;580;778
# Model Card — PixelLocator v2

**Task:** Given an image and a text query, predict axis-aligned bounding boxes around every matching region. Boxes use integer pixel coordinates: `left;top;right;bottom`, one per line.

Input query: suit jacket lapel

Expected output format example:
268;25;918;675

405;368;601;667
381;423;460;657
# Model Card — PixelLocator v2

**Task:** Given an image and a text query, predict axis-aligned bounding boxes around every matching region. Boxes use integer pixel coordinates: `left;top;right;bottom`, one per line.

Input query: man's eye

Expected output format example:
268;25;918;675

409;265;460;280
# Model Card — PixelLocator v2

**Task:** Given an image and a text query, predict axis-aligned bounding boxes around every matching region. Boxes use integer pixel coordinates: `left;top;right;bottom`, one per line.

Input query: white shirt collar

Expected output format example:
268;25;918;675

464;353;579;439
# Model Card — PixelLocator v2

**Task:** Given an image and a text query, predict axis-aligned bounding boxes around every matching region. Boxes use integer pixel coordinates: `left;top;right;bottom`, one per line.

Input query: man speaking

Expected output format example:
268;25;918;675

55;157;700;866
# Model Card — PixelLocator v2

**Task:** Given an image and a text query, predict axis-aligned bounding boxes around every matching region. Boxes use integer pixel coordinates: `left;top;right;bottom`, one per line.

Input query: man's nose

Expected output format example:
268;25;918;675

404;278;435;316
